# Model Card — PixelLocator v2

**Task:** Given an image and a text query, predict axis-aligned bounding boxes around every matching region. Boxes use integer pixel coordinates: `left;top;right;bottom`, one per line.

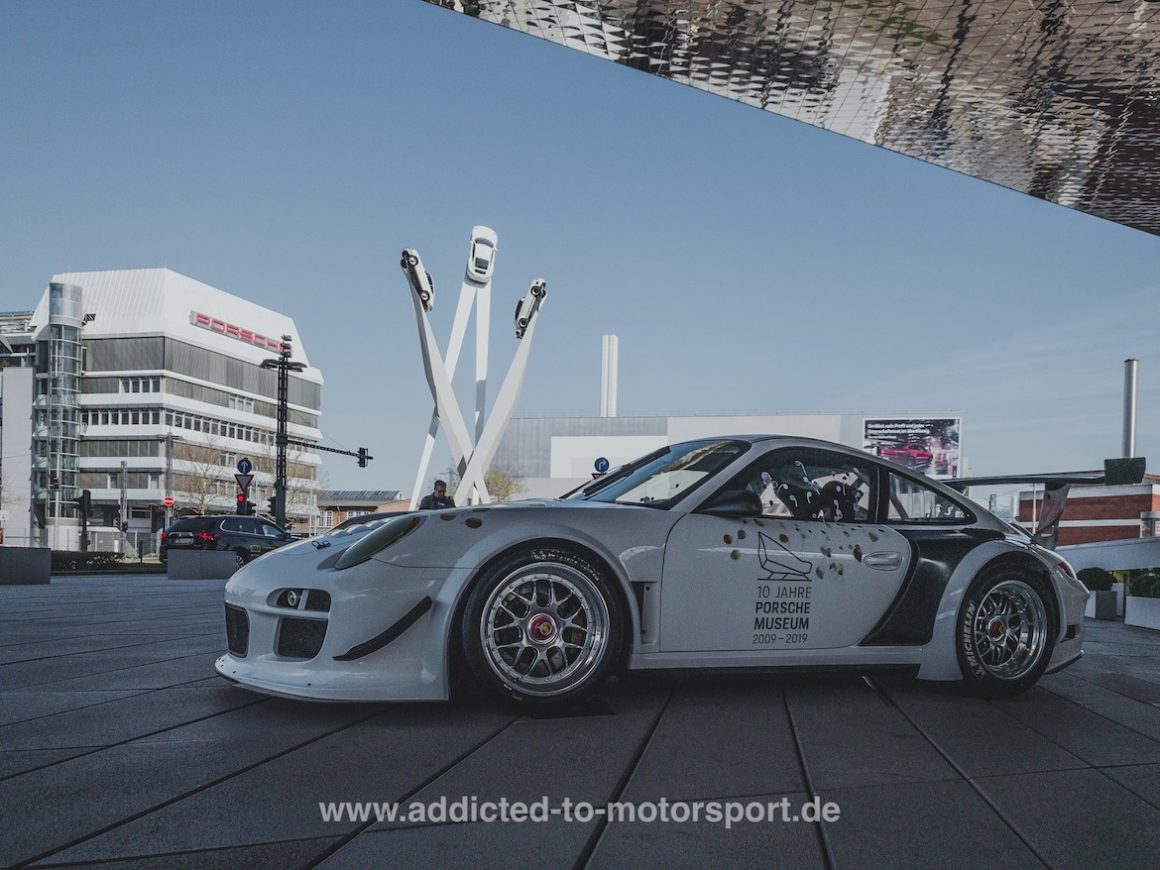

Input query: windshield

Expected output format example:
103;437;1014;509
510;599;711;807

566;439;749;508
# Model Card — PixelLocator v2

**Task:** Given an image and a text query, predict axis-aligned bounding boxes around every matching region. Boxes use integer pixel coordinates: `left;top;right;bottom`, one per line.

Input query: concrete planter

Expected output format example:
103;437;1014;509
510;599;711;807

0;547;51;585
167;550;239;580
1125;596;1160;631
1085;589;1117;620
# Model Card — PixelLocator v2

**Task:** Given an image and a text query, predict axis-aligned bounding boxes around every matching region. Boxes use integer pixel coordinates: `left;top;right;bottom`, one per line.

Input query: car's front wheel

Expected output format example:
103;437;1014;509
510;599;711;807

957;567;1056;697
461;546;624;705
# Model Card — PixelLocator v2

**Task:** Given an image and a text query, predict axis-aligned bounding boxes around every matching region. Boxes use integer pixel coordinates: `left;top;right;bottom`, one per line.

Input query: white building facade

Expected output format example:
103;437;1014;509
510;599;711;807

494;412;964;499
0;269;323;552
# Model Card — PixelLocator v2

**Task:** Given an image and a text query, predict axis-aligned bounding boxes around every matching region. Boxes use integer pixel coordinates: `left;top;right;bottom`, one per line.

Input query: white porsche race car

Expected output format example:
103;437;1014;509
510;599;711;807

215;436;1088;705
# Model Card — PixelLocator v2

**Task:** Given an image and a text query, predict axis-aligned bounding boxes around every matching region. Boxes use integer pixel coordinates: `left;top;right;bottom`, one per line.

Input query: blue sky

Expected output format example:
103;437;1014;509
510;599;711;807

3;0;1159;494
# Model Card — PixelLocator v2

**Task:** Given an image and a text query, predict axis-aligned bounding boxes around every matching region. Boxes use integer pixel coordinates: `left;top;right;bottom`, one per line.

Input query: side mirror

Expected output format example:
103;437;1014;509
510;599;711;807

700;489;762;518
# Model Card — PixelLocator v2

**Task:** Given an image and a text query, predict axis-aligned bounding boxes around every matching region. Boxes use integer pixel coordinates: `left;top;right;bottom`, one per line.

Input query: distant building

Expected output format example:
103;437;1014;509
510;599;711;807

1019;477;1160;546
0;269;323;552
493;412;964;499
314;490;406;533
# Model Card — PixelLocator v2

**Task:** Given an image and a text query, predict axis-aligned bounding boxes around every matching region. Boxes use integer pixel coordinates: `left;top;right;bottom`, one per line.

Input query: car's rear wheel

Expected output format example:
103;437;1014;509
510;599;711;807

957;567;1056;697
461;546;624;705
234;549;249;569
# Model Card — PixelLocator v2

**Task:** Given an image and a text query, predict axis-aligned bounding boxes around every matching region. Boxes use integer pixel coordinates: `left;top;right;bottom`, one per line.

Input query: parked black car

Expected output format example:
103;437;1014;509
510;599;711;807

160;515;292;567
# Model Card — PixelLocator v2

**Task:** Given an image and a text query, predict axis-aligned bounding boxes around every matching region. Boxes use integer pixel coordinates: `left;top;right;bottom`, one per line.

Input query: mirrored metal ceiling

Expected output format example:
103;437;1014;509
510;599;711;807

425;1;1160;236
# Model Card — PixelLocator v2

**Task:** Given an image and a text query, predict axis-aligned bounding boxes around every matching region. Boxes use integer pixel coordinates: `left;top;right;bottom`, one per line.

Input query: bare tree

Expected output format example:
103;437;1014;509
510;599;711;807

440;464;526;504
251;439;319;521
170;435;232;514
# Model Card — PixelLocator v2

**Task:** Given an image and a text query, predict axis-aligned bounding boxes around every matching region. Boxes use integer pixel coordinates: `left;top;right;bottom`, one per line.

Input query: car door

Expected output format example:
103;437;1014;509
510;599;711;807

659;446;913;653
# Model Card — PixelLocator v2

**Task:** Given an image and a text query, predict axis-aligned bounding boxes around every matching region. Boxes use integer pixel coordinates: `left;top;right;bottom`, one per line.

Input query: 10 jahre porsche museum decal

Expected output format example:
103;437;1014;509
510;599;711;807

733;522;889;647
753;531;813;644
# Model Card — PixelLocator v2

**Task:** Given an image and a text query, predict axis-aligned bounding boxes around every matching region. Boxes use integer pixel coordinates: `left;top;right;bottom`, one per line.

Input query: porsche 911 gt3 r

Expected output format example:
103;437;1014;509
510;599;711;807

215;436;1087;705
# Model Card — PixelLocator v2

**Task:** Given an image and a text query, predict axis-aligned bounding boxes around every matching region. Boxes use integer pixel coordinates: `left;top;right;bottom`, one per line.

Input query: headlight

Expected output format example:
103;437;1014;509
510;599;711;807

335;515;422;570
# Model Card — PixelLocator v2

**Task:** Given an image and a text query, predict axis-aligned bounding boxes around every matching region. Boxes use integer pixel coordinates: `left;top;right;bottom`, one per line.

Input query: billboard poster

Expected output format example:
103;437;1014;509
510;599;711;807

863;417;961;479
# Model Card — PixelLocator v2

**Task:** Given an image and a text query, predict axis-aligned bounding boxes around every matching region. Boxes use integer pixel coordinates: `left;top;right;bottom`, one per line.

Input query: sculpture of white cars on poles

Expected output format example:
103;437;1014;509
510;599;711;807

400;227;548;507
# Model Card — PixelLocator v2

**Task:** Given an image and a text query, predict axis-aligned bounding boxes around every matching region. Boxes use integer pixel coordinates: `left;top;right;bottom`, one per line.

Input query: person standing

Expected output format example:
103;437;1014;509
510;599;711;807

419;479;455;510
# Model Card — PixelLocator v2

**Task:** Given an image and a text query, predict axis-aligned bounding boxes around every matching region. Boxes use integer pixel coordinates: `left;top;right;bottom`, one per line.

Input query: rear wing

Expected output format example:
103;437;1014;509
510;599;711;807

945;458;1147;549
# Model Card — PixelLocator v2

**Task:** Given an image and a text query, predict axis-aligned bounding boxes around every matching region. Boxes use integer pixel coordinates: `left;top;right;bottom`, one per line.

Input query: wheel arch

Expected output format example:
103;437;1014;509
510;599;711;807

968;551;1062;638
446;535;640;677
918;539;1062;682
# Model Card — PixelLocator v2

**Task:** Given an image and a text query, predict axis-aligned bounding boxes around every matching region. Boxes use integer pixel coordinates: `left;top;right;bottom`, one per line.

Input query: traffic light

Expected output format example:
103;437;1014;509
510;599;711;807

236;493;251;515
72;489;92;516
267;496;277;516
357;447;368;468
120;522;128;533
245;501;256;516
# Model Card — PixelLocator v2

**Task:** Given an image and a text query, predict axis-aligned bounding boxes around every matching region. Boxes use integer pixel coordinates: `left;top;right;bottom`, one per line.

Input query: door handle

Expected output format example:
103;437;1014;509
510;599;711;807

863;551;903;571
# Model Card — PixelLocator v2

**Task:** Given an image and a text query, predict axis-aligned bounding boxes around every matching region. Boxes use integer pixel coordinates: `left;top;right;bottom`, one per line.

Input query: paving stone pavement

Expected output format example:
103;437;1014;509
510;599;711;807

1;577;1157;868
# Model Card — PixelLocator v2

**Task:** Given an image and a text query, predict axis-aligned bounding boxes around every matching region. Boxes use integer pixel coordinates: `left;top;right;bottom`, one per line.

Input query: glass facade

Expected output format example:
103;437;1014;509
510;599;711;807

33;285;83;513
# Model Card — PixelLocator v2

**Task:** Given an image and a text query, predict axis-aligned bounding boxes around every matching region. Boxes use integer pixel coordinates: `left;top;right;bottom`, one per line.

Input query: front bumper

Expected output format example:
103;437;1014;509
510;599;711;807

214;547;453;702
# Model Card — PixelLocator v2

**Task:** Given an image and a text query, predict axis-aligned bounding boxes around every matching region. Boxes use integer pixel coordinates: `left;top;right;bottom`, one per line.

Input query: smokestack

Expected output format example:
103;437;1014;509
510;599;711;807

600;335;619;417
1123;358;1139;458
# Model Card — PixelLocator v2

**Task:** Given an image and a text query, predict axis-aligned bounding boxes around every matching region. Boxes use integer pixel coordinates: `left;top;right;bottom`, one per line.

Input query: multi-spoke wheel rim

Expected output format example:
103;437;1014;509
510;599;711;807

480;563;608;697
971;580;1048;680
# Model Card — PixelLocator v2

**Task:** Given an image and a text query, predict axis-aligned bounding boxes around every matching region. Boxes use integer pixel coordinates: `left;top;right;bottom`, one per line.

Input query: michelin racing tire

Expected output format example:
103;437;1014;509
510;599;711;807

461;546;624;706
957;567;1056;698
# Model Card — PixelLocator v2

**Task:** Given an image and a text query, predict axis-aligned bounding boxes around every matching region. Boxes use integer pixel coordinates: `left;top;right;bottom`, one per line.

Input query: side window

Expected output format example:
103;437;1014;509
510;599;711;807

737;450;876;523
220;518;243;533
888;474;967;523
260;523;283;538
239;519;262;535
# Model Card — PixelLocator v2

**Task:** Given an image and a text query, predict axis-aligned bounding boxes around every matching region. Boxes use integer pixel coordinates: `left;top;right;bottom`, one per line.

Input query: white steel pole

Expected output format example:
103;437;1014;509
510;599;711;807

406;278;484;498
472;284;491;504
409;284;476;509
458;285;547;503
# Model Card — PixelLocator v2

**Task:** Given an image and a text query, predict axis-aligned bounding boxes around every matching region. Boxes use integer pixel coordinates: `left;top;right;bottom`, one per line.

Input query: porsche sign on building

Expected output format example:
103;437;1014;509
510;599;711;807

428;0;1160;237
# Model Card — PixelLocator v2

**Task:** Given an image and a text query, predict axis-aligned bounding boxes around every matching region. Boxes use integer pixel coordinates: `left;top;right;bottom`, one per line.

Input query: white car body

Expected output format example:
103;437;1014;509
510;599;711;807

513;279;546;338
466;225;497;283
216;436;1087;702
400;249;435;312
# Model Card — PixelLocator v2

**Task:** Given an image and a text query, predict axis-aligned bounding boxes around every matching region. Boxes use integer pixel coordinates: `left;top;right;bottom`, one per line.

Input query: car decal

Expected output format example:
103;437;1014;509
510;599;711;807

757;532;812;581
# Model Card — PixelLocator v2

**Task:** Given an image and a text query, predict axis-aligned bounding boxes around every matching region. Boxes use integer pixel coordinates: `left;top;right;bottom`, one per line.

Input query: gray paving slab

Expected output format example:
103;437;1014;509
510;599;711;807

0;635;186;663
25;652;222;693
1064;667;1160;703
0;685;258;750
321;818;596;870
975;768;1160;870
381;684;668;823
621;679;805;802
587;791;823;870
1100;763;1160;809
824;779;1044;870
0;689;145;727
785;678;957;790
882;682;1088;778
1041;673;1160;741
0;638;224;690
33;836;340;869
0;700;374;867
991;687;1160;767
0;747;97;779
47;704;516;863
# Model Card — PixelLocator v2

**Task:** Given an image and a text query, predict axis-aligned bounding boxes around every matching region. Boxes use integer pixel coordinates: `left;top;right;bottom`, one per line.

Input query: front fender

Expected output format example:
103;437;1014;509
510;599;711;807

918;538;1062;681
424;520;656;691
